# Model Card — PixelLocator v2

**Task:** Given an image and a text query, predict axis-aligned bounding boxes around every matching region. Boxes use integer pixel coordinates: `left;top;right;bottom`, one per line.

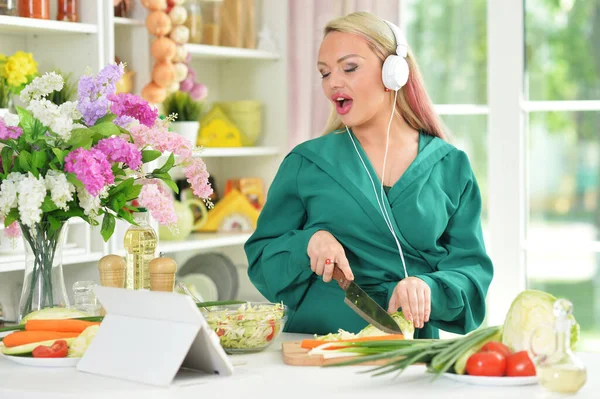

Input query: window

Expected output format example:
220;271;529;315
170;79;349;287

525;0;600;352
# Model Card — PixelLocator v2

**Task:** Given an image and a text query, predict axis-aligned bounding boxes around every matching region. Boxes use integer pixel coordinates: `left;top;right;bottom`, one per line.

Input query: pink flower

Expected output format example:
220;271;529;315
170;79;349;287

184;158;213;199
138;183;177;226
189;83;208;101
0;118;22;140
64;148;115;196
129;120;194;159
5;221;21;238
108;93;159;127
95;137;142;170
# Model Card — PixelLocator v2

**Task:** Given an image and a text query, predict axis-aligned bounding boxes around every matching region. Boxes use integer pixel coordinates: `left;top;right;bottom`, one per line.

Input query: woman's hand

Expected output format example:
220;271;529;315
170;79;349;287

307;230;354;282
388;277;431;328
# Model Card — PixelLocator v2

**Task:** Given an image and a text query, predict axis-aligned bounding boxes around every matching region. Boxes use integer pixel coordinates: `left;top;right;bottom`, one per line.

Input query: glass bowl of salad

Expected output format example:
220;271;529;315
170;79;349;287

200;302;287;354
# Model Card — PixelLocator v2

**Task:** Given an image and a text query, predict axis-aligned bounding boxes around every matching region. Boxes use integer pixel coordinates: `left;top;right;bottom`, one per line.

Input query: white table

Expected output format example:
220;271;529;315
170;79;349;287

0;333;597;399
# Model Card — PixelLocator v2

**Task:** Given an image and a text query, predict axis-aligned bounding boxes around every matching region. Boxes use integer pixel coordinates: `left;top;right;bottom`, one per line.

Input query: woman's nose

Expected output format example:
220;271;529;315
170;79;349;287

327;71;345;90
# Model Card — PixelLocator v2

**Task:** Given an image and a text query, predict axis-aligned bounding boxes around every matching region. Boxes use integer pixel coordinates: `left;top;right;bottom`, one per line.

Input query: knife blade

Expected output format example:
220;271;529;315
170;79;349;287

332;266;404;335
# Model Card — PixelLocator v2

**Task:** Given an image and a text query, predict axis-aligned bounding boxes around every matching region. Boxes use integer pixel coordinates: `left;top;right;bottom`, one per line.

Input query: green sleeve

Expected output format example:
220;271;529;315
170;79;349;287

244;153;319;310
393;152;493;335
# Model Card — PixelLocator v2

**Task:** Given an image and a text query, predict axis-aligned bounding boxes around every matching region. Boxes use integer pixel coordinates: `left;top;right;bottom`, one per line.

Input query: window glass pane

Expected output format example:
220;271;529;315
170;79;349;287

403;0;487;104
525;0;600;101
527;111;600;352
442;115;488;224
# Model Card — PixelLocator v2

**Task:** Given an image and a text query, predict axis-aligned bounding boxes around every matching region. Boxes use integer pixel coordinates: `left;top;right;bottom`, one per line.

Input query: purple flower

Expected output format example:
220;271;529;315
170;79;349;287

64;148;115;196
95;137;142;170
107;93;158;128
0;118;22;140
179;77;194;92
190;83;208;101
77;63;124;126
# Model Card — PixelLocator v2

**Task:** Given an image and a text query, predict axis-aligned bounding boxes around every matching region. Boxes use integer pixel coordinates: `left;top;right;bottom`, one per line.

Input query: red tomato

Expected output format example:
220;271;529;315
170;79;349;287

466;351;506;376
32;340;68;358
216;328;225;337
481;341;512;358
506;351;536;377
266;320;276;342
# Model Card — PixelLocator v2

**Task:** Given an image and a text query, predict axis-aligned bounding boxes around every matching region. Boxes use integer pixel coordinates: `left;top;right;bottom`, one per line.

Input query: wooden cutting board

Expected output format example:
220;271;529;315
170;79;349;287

281;340;392;367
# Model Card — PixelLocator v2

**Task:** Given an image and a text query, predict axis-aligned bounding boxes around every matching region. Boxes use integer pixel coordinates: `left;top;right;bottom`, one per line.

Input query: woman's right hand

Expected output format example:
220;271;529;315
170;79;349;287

307;230;354;283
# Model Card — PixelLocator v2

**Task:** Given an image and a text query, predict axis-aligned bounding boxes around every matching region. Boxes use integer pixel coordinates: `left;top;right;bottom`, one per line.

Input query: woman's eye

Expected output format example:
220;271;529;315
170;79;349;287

320;72;330;79
345;66;358;73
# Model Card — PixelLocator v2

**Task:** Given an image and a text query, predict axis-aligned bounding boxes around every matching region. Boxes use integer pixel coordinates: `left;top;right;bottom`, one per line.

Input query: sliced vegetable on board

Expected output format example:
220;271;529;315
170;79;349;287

32;340;69;358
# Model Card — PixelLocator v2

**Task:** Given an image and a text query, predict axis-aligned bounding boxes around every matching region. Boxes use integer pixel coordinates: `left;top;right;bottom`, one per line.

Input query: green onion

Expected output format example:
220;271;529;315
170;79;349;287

324;325;502;380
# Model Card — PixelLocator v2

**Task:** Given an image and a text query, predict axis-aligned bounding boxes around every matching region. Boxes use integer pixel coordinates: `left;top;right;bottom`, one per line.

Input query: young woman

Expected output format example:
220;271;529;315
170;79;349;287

244;11;493;339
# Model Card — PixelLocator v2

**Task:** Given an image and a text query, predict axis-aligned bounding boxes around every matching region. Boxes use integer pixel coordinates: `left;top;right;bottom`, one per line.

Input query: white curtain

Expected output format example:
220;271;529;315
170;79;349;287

287;0;401;149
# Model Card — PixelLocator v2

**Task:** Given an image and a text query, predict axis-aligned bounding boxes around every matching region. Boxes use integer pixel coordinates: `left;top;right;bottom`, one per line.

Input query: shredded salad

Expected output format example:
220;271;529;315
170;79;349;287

203;302;286;350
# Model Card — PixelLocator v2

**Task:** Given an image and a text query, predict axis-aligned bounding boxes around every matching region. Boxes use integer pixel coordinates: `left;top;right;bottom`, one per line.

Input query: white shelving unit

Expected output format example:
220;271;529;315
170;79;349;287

0;0;288;320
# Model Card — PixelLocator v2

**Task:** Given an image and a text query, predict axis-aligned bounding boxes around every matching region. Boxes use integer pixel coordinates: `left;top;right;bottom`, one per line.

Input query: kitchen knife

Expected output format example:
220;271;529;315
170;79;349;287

332;266;404;335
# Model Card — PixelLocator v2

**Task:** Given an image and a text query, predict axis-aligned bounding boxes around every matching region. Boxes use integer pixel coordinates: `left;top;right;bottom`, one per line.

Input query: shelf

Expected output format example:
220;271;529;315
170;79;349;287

158;232;252;253
0;250;104;273
195;147;282;157
0;16;97;35
114;17;145;27
186;44;280;61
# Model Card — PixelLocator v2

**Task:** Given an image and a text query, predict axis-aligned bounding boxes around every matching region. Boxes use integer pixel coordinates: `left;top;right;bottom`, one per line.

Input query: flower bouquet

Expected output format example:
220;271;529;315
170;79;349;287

0;63;213;320
0;51;38;111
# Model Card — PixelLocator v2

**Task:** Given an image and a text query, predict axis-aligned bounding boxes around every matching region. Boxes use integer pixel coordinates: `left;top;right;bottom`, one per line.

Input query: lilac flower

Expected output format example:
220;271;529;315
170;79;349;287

77;63;124;126
107;93;158;127
95;137;142;170
64;148;115;196
0;118;22;140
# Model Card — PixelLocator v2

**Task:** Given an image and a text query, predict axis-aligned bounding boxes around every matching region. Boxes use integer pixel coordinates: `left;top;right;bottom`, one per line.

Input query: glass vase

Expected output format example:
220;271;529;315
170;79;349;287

18;221;70;321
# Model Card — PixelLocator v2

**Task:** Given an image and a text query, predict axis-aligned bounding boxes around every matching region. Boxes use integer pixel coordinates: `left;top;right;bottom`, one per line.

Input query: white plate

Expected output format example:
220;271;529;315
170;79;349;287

441;372;538;386
0;351;79;368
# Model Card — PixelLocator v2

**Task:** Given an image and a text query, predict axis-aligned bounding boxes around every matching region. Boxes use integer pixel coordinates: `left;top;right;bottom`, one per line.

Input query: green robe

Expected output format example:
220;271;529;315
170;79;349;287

244;129;494;338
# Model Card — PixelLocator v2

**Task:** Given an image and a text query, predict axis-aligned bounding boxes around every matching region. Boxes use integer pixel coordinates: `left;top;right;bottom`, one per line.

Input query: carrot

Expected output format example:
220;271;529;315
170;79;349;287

3;331;80;348
24;319;100;333
301;334;405;350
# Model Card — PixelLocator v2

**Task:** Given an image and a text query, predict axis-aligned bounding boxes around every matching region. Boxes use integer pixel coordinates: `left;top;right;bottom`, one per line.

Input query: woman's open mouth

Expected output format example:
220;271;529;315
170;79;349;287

332;93;353;115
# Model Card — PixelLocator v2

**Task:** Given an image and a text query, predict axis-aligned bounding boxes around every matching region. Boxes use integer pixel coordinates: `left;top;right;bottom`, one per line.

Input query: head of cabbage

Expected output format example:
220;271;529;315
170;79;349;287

502;289;580;355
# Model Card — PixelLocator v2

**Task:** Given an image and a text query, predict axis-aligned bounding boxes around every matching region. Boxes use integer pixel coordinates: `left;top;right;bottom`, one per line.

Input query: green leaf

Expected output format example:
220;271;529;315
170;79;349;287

123;184;142;201
151;153;175;175
19;150;32;171
1;146;14;175
52;148;65;164
111;164;127;177
90;122;119;138
68;128;94;149
66;173;84;188
32;150;47;170
95;114;117;125
118;209;136;225
51;207;86;220
41;196;59;212
16;107;36;142
141;150;162;163
100;213;116;242
108;177;134;196
152;172;171;180
48;215;61;232
5;208;19;226
160;178;179;194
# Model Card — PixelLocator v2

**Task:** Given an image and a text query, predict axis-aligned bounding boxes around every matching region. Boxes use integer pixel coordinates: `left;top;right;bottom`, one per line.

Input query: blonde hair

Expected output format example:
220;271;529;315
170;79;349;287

321;12;447;140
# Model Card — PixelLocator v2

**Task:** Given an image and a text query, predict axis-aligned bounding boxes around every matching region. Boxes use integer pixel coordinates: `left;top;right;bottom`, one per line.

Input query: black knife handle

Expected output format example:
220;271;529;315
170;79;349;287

332;265;351;290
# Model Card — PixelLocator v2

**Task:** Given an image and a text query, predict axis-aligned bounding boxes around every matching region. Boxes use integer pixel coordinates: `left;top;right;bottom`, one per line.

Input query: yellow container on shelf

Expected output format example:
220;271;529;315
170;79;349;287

213;100;263;146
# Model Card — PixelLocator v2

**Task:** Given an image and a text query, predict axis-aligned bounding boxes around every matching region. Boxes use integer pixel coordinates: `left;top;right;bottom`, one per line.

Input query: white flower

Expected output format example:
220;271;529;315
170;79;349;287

59;101;82;120
0;173;23;217
28;99;75;141
77;186;108;223
44;170;75;211
19;72;64;103
2;113;19;127
16;172;46;228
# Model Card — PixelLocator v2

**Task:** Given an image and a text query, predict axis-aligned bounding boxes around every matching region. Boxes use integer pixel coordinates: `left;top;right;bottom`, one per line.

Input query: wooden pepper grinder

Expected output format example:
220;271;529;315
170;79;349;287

149;254;177;292
97;254;126;288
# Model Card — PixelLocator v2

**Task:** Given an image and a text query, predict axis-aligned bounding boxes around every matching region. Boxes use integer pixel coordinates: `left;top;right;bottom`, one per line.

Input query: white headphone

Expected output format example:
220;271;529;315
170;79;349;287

381;20;410;91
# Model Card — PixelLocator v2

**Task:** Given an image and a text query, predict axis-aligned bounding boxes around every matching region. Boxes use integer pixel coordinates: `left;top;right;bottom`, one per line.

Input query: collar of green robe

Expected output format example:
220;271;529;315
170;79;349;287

292;128;455;268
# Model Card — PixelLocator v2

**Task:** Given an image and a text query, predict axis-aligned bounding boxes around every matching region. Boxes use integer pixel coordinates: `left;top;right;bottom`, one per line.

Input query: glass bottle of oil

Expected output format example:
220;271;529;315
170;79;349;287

123;208;157;290
535;299;587;394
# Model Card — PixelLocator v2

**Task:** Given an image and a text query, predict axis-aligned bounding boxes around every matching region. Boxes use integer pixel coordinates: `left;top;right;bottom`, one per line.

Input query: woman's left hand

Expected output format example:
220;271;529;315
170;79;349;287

388;277;431;328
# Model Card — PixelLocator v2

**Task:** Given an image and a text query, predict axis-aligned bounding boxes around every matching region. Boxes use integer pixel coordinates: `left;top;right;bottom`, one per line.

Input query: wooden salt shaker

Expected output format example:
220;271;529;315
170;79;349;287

149;256;177;292
97;254;126;288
